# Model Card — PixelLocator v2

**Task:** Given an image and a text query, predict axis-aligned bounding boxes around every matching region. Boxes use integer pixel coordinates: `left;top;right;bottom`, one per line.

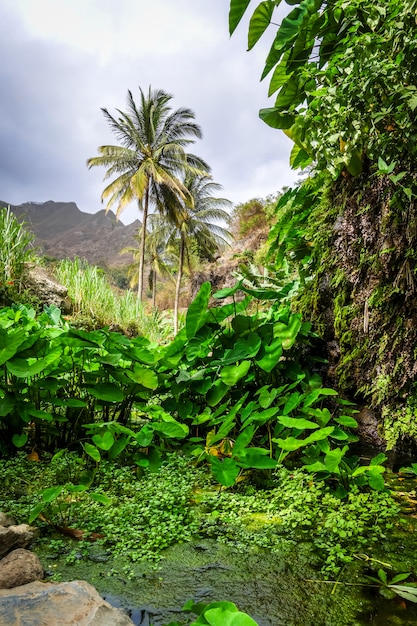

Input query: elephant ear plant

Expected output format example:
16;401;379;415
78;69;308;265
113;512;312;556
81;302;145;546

0;283;387;496
155;282;387;495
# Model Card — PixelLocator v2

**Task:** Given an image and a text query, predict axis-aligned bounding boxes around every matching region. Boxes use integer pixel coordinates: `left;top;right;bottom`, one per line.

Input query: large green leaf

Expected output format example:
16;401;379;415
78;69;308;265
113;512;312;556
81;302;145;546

152;419;189;439
0;328;28;365
220;360;251;386
6;348;62;378
259;107;296;129
186;282;211;339
210;457;240;487
202;606;258;626
248;0;275;50
229;0;252;35
274;314;302;349
255;337;283;373
83;442;101;462
273;426;334;450
88;383;124;403
126;365;158;389
277;415;319;429
92;431;115;451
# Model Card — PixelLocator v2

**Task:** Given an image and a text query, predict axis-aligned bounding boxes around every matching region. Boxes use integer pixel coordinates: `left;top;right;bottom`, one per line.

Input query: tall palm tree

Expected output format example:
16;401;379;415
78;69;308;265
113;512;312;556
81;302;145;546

164;173;232;334
121;214;176;308
87;86;208;301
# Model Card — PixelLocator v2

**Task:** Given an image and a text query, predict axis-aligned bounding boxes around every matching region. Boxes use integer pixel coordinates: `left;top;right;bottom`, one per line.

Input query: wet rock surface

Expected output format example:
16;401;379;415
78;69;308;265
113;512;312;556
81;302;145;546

0;580;135;626
0;523;39;559
0;548;43;589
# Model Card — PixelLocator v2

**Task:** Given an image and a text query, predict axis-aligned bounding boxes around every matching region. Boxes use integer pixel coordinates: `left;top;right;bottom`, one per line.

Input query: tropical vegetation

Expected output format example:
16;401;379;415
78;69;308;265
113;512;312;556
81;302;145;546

2;1;417;622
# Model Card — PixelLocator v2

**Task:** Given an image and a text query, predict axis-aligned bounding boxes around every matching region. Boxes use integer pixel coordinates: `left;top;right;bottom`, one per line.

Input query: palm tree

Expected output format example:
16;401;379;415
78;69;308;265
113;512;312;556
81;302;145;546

87;86;208;301
121;214;176;308
164;173;232;334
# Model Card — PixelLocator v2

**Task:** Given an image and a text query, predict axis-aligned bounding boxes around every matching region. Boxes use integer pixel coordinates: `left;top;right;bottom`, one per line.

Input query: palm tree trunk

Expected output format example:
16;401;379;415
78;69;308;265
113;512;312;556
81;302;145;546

137;185;150;301
174;235;185;335
151;269;156;309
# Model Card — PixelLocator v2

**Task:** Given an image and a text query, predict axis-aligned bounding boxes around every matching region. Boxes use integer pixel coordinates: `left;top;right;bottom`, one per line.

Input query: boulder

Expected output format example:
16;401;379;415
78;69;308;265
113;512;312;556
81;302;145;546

0;513;16;527
0;580;135;626
24;265;72;313
0;524;40;559
0;548;43;589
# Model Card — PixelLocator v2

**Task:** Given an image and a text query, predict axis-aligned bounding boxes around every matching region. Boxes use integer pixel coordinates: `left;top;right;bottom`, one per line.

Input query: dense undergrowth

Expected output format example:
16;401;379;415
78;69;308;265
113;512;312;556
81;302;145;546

0;451;398;580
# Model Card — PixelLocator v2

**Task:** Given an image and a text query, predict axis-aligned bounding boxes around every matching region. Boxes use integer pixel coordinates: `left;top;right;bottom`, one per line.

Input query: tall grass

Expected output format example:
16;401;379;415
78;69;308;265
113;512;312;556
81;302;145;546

0;206;36;286
54;257;173;342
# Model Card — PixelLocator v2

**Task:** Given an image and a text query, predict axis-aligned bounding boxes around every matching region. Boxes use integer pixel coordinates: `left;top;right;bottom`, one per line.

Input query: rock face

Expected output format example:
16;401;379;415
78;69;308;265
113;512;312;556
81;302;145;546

24;265;72;312
0;548;43;589
0;523;40;560
0;580;135;626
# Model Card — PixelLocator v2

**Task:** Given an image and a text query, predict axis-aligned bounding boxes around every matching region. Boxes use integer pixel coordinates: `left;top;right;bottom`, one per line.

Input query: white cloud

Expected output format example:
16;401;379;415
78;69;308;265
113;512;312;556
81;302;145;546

0;0;299;223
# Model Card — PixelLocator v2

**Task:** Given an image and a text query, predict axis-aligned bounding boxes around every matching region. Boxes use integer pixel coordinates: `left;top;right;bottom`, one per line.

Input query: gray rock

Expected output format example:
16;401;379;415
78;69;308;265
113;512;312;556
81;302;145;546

0;513;16;527
0;580;135;626
24;265;72;313
0;524;40;559
0;548;44;589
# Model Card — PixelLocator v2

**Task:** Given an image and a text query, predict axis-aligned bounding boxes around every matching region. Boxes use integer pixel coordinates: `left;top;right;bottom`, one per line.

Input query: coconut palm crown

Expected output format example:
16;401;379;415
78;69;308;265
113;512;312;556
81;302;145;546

87;86;209;301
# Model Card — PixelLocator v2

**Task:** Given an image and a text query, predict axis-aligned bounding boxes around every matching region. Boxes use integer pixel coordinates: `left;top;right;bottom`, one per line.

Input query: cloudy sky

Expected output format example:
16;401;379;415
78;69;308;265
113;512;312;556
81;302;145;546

1;0;299;224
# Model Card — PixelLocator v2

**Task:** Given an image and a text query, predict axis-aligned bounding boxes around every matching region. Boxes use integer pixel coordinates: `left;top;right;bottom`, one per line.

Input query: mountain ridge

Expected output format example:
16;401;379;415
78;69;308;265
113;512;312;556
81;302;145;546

2;200;141;268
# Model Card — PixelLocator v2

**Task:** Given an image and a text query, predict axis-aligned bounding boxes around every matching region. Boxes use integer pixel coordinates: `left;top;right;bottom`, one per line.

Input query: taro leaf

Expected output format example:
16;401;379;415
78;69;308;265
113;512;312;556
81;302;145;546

88;383;124;403
274;314;302;349
203;606;258;626
283;391;302;415
83;442;101;462
152;419;189;439
92;431;115;451
330;427;349;440
29;502;47;524
257;386;278;408
108;435;130;460
244;407;280;425
127;365;158;389
0;328;28;365
6;348;62;378
42;486;63;503
367;470;386;491
186;282;211;339
323;447;347;473
370;453;388;466
335;415;358;428
303;387;338;407
231;314;252;333
136;425;154;447
220;360;251;386
0;394;15;416
248;0;275;50
236;447;277;470
90;493;112;506
210;456;240;487
259;107;296;129
277;415;318;429
273;426;334;450
27;408;53;422
221;333;262;364
12;433;28;448
229;0;252;35
207;380;229;407
233;425;256;455
213;281;243;299
127;346;157;365
255;337;283;373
